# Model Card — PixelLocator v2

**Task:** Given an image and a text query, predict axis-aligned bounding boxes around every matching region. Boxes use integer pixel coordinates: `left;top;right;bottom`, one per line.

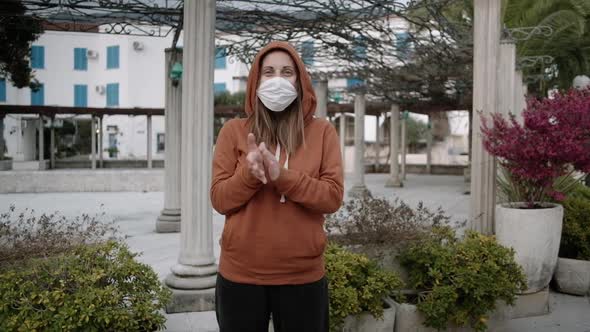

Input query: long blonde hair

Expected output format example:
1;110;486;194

249;71;306;156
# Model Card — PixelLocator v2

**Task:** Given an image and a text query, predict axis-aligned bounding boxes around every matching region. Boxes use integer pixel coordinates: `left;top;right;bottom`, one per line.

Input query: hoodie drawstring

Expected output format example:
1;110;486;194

274;143;288;203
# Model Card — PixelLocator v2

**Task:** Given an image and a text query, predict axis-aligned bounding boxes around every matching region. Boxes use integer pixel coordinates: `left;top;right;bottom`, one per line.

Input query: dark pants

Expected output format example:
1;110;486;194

215;274;329;332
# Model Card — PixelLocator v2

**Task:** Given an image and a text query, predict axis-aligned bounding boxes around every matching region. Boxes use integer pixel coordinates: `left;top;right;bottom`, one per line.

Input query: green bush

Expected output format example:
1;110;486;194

0;241;172;332
325;243;403;332
399;227;527;332
560;185;590;260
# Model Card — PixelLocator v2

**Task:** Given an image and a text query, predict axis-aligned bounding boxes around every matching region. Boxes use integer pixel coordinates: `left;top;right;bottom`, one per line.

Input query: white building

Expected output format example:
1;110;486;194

1;27;248;165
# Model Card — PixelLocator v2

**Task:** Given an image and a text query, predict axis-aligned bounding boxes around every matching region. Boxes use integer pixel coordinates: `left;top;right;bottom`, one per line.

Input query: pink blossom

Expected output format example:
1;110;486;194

481;88;590;204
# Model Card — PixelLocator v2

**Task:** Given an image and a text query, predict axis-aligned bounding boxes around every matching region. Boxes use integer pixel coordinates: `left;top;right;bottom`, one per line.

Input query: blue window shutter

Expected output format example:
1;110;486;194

395;32;410;60
74;48;88;70
31;83;44;106
0;79;6;102
106;83;119;107
347;78;364;89
302;41;314;66
107;46;120;69
74;84;87;107
214;83;227;95
31;46;45;69
215;47;226;69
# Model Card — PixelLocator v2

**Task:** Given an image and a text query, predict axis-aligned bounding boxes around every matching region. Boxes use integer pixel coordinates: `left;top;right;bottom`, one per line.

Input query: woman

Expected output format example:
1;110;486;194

210;41;344;332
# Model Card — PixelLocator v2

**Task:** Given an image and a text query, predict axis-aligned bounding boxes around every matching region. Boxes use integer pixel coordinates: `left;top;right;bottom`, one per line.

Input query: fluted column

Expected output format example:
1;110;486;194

314;79;328;119
50;117;55;169
426;116;432;174
91;115;96;169
339;111;346;170
513;70;526;120
164;0;217;313
98;116;103;168
38;115;45;169
498;36;516;117
147;115;152;168
374;114;380;172
348;93;370;197
156;49;183;233
471;0;501;235
400;115;407;180
385;104;402;187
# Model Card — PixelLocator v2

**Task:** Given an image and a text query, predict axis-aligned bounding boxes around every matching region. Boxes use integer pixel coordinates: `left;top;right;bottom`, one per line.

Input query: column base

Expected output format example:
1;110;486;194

165;287;216;313
385;176;403;188
156;208;181;233
348;184;371;199
164;262;217;313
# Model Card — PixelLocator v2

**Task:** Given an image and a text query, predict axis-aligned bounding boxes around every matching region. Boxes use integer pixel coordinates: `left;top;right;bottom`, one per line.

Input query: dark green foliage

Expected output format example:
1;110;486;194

0;1;44;88
325;243;403;332
0;241;171;331
399;227;527;331
560;184;590;260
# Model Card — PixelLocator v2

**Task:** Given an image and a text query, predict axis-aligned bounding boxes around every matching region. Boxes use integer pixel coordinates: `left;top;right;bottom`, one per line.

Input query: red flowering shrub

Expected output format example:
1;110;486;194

481;88;590;205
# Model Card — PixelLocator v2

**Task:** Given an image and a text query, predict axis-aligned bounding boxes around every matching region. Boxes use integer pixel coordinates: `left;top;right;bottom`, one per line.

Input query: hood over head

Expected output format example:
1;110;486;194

245;41;317;124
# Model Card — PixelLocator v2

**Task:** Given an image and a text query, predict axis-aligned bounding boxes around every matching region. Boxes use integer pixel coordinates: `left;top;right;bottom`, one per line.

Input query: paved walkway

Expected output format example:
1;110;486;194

1;174;588;331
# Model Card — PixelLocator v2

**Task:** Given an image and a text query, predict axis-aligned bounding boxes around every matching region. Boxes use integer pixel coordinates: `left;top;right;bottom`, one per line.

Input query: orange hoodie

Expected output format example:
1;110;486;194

210;41;344;285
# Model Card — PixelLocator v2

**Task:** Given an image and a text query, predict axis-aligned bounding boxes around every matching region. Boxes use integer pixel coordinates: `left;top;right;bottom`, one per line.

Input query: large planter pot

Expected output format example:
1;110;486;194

393;300;471;332
553;257;590;296
0;160;12;171
495;203;564;294
342;297;396;332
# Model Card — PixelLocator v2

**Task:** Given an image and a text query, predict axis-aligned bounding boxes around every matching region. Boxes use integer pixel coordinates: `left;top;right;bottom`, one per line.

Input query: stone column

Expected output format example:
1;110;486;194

147;114;152;169
38;115;45;170
386;104;403;187
498;36;516;117
164;0;217;313
50;117;55;169
98;116;104;168
91;115;96;169
400;115;407;180
348;93;370;197
314;79;328;119
426;116;433;174
339;112;346;170
157;49;182;233
374;114;380;172
513;70;526;120
471;0;501;235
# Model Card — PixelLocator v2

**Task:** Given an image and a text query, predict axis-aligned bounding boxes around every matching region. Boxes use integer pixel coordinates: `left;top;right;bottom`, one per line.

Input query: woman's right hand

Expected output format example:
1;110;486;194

246;133;267;184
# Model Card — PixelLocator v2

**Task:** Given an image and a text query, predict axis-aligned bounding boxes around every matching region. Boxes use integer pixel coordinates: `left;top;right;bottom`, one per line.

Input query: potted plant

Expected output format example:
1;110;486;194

325;243;403;332
481;88;590;293
325;193;457;284
395;226;527;332
553;184;590;296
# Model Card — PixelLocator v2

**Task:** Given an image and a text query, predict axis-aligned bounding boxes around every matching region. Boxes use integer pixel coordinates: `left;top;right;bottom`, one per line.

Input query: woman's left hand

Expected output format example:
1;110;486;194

259;142;280;182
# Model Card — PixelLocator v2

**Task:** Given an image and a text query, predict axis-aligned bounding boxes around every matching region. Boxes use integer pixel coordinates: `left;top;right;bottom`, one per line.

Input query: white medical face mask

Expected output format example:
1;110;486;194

256;76;298;112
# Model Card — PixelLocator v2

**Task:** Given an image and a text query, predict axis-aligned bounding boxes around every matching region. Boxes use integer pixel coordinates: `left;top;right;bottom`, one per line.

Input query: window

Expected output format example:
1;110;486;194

157;133;165;153
31;45;45;69
107;45;120;69
352;37;367;62
74;84;87;107
395;32;411;60
31;83;44;106
106;83;119;107
74;48;88;70
302;40;314;66
0;79;6;102
347;78;364;89
214;83;227;95
215;47;226;69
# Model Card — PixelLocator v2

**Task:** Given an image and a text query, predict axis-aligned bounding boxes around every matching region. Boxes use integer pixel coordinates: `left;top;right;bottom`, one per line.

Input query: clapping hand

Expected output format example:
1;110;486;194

246;133;281;184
